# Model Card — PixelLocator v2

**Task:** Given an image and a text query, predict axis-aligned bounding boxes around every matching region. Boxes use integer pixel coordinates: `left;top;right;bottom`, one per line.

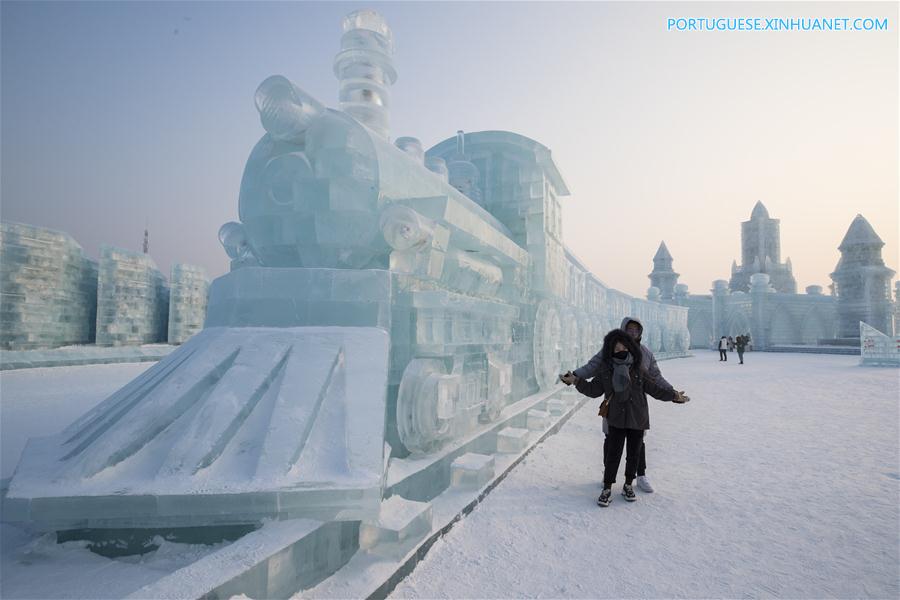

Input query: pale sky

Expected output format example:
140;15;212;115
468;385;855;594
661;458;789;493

2;1;897;298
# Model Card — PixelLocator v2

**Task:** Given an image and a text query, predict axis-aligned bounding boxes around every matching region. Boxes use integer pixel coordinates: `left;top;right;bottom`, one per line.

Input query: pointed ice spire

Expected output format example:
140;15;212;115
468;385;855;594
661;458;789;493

750;201;770;220
731;259;738;273
751;256;760;272
653;241;672;261
838;214;884;250
786;256;793;271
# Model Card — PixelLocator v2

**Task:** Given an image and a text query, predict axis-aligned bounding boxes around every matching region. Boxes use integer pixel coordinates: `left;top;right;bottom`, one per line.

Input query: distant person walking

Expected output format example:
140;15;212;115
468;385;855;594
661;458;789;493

727;336;735;352
736;335;747;364
718;336;728;361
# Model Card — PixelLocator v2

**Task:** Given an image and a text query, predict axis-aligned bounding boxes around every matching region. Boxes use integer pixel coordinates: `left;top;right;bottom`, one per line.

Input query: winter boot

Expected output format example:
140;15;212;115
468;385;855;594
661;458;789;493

598;487;612;507
622;483;637;502
635;475;654;493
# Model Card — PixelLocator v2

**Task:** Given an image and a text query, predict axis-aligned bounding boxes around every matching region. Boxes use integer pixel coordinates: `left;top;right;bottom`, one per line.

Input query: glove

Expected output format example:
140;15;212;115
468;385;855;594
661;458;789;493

673;390;690;403
559;371;578;386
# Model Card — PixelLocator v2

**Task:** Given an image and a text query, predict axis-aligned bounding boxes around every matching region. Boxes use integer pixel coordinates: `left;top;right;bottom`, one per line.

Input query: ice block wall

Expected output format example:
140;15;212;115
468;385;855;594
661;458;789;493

95;245;169;346
0;221;98;350
167;263;209;344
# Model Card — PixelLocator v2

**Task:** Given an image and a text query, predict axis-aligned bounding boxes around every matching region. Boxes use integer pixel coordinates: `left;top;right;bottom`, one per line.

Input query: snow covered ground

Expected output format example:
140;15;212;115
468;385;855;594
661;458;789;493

1;353;897;599
392;352;900;599
0;361;225;599
0;524;229;599
0;362;153;481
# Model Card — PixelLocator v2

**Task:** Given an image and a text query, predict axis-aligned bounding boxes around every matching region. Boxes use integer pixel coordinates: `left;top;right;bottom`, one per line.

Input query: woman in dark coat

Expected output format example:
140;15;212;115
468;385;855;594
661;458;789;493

574;328;687;506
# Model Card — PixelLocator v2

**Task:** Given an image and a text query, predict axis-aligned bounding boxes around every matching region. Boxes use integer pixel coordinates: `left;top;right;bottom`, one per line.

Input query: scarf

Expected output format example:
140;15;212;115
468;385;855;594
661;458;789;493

611;352;634;393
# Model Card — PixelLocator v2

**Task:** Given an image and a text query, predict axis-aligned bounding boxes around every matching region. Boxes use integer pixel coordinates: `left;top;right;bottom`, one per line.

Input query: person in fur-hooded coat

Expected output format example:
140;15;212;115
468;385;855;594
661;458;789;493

572;329;686;504
562;316;685;493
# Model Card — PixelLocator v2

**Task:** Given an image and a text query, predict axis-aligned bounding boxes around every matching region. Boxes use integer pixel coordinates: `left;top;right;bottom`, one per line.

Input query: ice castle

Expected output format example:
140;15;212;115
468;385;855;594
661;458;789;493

650;203;897;350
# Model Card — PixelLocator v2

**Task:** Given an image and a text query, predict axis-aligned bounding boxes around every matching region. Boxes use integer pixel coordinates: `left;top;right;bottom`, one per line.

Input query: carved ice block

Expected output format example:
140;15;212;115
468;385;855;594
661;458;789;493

450;453;495;488
527;409;551;430
546;398;567;416
496;427;529;454
359;495;432;559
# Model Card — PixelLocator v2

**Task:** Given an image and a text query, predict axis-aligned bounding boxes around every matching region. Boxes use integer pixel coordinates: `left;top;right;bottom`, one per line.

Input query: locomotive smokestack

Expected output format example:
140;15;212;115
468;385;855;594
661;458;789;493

333;10;397;140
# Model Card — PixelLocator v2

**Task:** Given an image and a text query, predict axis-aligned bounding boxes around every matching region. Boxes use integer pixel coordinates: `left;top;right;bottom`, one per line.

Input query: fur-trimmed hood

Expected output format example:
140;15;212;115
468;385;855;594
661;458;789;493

600;328;643;372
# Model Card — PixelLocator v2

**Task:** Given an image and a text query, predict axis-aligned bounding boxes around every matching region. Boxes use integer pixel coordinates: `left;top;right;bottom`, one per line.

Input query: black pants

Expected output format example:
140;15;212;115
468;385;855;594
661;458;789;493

719;349;727;361
603;435;646;476
604;426;644;487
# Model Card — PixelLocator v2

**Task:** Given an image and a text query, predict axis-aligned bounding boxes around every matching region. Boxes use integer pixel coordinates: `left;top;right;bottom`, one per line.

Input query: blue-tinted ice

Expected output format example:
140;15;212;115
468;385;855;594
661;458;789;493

7;8;690;539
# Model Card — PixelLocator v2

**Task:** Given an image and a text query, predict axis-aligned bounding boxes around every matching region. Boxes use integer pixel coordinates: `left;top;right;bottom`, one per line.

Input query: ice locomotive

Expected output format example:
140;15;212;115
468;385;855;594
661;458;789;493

7;9;689;547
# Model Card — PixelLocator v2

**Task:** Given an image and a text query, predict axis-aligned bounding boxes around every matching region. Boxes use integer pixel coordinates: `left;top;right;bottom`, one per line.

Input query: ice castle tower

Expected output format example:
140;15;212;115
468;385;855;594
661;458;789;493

648;241;679;301
729;201;797;294
831;214;895;337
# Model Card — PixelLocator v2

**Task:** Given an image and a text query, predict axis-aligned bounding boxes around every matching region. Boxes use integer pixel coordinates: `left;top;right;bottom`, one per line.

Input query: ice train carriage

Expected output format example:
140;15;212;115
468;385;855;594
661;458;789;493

5;15;689;541
374;127;688;458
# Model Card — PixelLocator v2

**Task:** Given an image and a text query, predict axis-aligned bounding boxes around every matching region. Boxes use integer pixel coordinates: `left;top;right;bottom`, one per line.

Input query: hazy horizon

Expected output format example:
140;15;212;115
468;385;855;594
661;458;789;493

2;1;897;298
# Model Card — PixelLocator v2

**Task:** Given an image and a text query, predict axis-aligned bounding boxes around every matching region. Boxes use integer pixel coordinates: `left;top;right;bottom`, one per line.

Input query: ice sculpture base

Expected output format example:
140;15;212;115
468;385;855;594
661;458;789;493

126;519;359;600
307;385;588;599
3;382;584;600
359;496;433;559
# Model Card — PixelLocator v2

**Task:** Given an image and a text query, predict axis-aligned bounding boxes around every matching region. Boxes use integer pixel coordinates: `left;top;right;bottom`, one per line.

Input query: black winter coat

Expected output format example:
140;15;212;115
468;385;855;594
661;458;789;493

575;361;676;430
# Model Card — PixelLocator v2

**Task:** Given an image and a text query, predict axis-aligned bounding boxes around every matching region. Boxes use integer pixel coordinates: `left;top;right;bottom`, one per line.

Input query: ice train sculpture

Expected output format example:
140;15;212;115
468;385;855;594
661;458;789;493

7;9;688;544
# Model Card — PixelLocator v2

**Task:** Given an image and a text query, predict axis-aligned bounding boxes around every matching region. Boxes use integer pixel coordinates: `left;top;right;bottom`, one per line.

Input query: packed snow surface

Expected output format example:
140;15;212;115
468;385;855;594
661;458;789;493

0;523;229;599
1;362;153;480
391;352;899;599
1;353;897;599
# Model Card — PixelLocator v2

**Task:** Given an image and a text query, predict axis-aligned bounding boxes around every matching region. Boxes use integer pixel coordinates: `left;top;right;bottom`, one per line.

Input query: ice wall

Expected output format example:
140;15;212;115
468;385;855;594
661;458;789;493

0;222;98;350
167;263;209;344
95;245;169;346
